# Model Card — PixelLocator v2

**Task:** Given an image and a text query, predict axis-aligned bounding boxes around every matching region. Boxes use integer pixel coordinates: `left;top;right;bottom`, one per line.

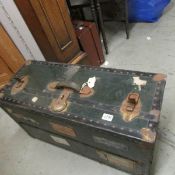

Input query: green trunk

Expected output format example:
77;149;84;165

0;60;166;175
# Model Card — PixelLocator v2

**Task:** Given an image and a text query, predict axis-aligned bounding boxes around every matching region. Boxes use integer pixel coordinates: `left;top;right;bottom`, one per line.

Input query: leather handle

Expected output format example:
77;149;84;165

55;81;81;93
47;81;93;96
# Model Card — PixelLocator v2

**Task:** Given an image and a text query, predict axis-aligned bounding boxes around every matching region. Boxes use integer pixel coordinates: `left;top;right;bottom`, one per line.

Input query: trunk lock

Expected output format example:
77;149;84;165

50;89;71;112
126;93;140;112
120;92;141;122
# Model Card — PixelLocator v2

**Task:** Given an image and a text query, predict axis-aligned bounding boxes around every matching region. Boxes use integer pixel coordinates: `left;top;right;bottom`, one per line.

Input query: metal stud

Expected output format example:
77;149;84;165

129;129;133;133
152;103;157;107
149;123;153;128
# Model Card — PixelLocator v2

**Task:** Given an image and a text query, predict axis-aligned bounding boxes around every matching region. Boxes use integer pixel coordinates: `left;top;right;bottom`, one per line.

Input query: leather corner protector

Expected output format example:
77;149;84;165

140;128;156;143
153;73;167;82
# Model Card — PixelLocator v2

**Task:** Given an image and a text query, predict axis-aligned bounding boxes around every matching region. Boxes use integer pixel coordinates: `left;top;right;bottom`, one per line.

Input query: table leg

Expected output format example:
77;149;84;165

90;0;99;31
95;0;108;54
66;0;73;15
79;8;85;20
124;0;129;39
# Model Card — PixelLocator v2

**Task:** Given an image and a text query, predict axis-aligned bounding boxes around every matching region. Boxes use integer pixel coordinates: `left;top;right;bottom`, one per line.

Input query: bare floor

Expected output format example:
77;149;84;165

1;1;175;175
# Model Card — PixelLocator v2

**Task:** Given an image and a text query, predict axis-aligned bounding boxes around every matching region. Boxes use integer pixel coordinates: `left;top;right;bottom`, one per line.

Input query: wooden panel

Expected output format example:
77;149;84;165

0;57;13;88
0;25;25;73
37;0;72;49
14;0;57;62
0;25;25;87
15;0;82;63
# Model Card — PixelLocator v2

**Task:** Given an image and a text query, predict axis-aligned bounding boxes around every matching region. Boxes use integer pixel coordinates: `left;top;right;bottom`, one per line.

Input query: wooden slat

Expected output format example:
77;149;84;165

0;25;25;73
0;25;25;87
0;56;13;88
15;0;82;63
15;0;57;62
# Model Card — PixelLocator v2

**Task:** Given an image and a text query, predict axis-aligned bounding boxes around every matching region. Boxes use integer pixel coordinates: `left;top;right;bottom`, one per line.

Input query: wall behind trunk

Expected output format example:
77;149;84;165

0;0;45;61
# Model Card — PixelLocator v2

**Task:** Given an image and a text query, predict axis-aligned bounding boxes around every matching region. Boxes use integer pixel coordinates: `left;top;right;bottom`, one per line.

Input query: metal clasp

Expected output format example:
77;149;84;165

49;89;71;112
126;93;140;112
120;92;141;122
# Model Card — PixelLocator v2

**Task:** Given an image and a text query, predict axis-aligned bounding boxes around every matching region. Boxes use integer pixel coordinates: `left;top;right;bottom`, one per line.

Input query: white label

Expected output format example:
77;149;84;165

87;76;96;88
133;76;147;91
81;76;96;89
102;113;114;122
50;135;70;146
32;97;38;103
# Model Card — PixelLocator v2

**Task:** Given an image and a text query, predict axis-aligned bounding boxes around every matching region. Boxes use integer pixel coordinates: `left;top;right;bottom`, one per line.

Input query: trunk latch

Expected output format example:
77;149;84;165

50;89;71;112
126;93;140;112
120;92;141;122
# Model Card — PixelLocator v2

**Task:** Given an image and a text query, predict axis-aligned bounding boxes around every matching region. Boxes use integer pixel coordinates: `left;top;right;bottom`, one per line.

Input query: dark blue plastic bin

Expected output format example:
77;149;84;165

128;0;171;22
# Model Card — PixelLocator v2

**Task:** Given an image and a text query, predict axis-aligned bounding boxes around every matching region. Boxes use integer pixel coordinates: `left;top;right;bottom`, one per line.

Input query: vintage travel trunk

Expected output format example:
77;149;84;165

0;60;166;175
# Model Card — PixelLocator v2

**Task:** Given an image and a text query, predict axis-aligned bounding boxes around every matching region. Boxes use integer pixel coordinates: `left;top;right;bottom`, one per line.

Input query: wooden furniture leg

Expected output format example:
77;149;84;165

90;0;99;31
124;0;129;39
79;8;85;20
95;0;108;54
